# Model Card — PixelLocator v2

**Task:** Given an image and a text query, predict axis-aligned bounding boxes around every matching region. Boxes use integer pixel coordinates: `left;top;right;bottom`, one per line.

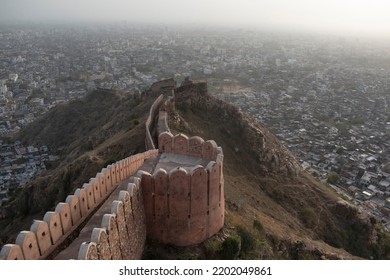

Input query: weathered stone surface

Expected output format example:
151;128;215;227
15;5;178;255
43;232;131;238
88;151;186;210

97;172;107;198
102;214;122;260
119;190;132;227
128;178;146;258
119;160;124;181
168;167;190;245
82;183;95;210
188;136;204;158
207;161;222;237
43;211;63;244
55;202;72;234
0;244;24;260
158;132;174;153
202;140;218;161
112;200;132;259
139;171;154;237
189;166;208;244
115;163;120;185
119;190;137;259
91;178;101;203
153;169;169;242
30;220;52;256
102;167;112;190
78;242;98;260
173;134;189;155
74;188;88;217
66;195;82;225
91;228;111;260
15;231;40;259
110;164;117;186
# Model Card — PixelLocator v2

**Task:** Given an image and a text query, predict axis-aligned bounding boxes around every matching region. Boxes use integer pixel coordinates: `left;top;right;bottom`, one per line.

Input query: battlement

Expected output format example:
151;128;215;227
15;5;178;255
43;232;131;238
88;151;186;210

0;150;158;260
141;146;224;246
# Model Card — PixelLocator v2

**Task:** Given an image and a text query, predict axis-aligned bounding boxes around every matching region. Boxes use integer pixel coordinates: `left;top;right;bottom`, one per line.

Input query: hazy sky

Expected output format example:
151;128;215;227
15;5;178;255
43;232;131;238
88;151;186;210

1;0;390;37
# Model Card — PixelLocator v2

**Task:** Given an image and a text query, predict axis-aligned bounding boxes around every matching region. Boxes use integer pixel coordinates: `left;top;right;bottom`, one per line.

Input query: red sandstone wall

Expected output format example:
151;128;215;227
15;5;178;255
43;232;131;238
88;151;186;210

158;132;220;161
0;150;158;260
141;157;224;247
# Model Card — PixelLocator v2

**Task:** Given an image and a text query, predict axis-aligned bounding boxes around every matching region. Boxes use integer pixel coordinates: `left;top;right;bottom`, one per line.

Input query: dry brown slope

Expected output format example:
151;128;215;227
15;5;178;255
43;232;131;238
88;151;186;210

168;93;390;260
0;90;155;245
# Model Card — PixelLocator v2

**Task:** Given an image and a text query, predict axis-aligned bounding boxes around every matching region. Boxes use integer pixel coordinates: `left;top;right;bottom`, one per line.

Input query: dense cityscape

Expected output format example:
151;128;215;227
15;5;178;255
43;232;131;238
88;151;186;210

1;23;390;230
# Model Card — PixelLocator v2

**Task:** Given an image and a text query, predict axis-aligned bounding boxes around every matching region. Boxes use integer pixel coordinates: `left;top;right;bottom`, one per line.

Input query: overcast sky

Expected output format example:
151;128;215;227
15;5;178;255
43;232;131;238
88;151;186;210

1;0;390;37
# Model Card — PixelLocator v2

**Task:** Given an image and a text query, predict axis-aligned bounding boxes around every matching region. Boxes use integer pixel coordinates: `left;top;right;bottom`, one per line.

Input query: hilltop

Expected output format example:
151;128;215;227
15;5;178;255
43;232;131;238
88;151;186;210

1;80;390;259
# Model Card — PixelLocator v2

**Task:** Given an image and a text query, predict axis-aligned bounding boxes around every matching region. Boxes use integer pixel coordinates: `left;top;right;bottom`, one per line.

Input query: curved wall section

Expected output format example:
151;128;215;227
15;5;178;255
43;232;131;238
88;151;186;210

141;160;224;246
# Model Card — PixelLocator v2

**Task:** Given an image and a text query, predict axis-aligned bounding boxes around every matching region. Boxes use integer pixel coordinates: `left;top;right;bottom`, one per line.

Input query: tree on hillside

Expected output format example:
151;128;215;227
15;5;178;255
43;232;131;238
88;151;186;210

327;172;340;184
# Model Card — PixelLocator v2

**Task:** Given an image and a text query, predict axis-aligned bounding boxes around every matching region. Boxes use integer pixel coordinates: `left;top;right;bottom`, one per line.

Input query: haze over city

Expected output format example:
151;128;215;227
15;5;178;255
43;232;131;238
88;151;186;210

1;0;390;38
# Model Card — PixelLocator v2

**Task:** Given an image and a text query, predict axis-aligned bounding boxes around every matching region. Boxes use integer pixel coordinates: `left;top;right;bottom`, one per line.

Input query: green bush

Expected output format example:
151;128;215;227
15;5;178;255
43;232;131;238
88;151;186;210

220;236;241;259
327;172;340;184
300;207;316;229
253;220;264;232
237;227;256;255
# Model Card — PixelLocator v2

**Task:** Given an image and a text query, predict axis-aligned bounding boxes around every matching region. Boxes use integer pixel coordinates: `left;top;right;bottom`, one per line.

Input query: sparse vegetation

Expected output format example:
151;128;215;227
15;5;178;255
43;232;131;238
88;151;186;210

327;172;340;184
220;235;241;260
0;89;152;244
300;207;316;229
253;219;264;232
204;238;222;259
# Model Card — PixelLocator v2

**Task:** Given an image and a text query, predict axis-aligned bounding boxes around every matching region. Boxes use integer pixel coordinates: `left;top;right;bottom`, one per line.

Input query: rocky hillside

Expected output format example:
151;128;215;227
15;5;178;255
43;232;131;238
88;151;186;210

2;82;390;259
152;82;390;260
0;89;154;245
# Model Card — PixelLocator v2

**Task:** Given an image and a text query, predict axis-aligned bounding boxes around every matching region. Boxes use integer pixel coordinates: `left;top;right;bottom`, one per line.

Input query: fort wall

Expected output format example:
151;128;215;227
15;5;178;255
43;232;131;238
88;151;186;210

0;150;158;260
150;78;176;95
145;94;164;150
78;176;146;260
140;151;224;246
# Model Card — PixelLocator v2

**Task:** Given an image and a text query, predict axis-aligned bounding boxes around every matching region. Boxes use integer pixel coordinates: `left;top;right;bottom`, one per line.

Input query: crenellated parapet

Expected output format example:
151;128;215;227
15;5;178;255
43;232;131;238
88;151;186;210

78;176;146;260
140;156;224;246
0;150;158;260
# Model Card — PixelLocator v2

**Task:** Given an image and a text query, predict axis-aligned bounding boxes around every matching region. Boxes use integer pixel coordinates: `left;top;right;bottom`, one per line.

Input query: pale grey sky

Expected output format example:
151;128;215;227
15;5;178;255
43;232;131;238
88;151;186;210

1;0;390;37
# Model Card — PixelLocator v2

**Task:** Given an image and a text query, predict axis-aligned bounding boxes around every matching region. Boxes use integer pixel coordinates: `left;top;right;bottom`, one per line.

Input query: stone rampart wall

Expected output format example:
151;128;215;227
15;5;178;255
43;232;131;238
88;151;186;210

157;110;170;136
0;150;158;260
145;94;164;150
150;78;176;94
140;158;224;246
158;132;221;161
77;175;146;260
174;81;207;104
